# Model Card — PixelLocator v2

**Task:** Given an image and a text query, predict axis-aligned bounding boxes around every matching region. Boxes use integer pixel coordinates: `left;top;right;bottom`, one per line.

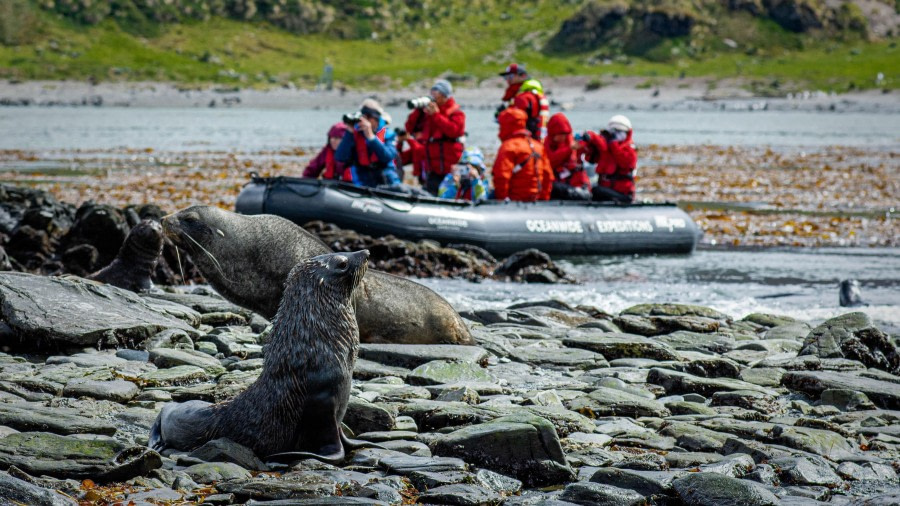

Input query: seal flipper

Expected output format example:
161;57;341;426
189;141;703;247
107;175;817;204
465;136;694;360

340;430;385;451
148;413;166;452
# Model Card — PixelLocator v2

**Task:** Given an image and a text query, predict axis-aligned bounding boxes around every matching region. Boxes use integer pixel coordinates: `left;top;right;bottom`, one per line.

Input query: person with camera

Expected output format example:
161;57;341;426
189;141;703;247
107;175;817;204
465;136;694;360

437;148;490;202
303;122;351;181
576;115;638;203
492;108;553;202
335;102;401;188
544;113;591;201
403;79;466;195
497;63;549;141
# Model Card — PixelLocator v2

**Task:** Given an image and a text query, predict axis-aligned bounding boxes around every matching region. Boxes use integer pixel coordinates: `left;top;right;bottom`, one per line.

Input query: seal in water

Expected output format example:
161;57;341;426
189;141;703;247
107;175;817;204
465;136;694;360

839;279;867;307
149;250;370;462
87;219;163;292
161;206;473;345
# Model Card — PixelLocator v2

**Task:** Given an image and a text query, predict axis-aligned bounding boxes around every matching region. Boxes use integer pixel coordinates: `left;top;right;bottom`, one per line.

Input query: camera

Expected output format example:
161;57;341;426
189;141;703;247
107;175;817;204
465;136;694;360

343;111;363;125
407;96;433;109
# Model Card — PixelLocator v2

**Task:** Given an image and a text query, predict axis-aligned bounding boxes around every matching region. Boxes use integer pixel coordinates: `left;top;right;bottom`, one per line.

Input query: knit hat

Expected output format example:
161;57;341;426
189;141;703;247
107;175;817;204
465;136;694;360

459;148;486;171
499;63;527;76
431;79;453;98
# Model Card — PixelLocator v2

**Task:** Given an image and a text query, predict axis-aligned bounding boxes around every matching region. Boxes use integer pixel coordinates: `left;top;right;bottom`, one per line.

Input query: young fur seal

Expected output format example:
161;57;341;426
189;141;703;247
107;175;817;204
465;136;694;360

87;219;163;292
161;206;473;345
149;250;369;462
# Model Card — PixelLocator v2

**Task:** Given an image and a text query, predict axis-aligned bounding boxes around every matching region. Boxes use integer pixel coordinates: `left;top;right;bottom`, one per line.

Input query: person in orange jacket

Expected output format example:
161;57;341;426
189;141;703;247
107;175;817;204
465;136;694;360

544;113;590;200
577;114;638;203
492;108;553;202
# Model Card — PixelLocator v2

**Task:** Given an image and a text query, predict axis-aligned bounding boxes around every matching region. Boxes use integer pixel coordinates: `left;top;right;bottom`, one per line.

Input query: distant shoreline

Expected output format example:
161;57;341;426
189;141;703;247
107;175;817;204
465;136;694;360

2;78;896;113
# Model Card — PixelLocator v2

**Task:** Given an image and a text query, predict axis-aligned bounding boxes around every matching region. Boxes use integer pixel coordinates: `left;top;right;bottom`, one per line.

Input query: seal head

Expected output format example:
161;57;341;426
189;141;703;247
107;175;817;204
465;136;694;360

149;250;368;462
87;219;163;292
839;279;867;307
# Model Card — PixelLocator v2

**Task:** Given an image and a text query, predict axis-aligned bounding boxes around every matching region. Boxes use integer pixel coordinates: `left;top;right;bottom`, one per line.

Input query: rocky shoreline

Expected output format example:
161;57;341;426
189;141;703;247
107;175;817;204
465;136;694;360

0;271;898;504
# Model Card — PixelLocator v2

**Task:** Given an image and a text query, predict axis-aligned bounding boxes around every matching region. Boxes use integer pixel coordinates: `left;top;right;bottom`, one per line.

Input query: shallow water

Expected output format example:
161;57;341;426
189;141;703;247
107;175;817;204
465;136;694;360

416;247;900;332
3;107;899;152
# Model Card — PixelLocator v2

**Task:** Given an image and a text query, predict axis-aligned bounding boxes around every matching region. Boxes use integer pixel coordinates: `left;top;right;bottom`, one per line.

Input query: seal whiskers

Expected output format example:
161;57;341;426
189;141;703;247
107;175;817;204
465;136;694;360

148;250;370;464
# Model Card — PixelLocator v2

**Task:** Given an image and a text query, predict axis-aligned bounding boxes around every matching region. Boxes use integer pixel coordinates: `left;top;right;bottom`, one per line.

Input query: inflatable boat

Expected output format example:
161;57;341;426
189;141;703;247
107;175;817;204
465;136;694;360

235;176;700;256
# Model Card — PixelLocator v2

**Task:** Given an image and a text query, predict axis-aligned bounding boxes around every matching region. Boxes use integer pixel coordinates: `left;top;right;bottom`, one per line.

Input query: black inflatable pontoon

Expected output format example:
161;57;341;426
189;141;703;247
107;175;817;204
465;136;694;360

235;177;700;256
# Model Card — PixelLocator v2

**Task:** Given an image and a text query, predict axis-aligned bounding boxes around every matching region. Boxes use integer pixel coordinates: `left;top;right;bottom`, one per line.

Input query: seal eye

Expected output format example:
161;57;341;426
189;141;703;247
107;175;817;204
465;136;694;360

335;258;349;271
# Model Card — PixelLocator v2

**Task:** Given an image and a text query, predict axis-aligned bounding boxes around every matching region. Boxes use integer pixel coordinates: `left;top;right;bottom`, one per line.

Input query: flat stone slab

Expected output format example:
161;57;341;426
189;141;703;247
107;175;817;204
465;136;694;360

647;368;779;397
63;379;139;403
0;471;77;506
407;360;493;386
672;472;779;506
566;387;670;418
563;331;679;361
0;402;117;435
0;273;198;347
358;344;489;368
0;431;161;481
150;348;226;376
782;370;900;409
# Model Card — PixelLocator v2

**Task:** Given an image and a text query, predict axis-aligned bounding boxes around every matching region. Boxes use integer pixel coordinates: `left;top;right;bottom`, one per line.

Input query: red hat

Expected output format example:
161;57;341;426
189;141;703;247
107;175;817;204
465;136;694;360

499;63;527;76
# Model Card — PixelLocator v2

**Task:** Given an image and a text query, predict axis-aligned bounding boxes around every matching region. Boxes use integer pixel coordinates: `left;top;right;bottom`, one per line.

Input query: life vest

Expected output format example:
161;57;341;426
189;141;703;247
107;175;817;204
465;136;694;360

511;135;544;200
354;126;387;169
518;79;550;139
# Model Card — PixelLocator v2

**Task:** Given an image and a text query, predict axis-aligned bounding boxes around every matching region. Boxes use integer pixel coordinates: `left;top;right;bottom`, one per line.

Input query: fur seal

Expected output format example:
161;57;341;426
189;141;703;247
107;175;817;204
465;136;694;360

87;219;163;292
839;279;867;307
149;250;370;462
161;206;473;345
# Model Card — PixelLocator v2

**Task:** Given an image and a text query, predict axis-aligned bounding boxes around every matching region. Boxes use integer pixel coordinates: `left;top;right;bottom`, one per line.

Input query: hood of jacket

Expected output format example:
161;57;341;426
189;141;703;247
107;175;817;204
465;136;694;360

498;107;528;141
547;113;572;137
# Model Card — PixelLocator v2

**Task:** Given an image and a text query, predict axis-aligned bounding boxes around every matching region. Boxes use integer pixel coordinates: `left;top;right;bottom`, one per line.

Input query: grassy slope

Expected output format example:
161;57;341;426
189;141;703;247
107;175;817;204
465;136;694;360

0;3;896;92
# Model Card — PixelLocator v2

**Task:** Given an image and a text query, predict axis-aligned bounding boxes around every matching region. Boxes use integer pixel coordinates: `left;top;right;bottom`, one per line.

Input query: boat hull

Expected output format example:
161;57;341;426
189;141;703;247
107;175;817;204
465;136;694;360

235;177;700;256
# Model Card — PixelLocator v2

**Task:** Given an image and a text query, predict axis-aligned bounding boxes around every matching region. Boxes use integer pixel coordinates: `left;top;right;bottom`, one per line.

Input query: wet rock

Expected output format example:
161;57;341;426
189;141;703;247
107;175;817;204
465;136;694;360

189;438;268;471
664;452;724;468
698;453;755;477
61;203;129;267
436;386;480;404
819;389;876;411
558;481;644;505
144;291;250;316
407;360;493;386
837;461;897;481
215;473;337;500
150;348;226;376
770;456;842;486
798;312;899;374
432;413;574;486
474;468;522;494
139;365;210;387
0;403;116;435
655;331;735;353
60;244;99;277
677;356;742;378
672;472;779;505
0;273;198;348
782;370;900;409
416;483;501;505
614;315;723;337
589;467;686;497
358;344;489;369
0;432;161;481
563;331;679;361
63;379;139;403
494;249;572;283
184;462;252;484
768;424;854;459
344;397;396;434
510;343;608;369
566;386;670;418
0;470;77;506
648;368;778;397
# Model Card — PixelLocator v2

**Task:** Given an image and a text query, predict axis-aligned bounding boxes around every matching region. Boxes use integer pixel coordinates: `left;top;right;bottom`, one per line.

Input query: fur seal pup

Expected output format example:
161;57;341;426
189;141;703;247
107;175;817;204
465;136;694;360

149;250;369;462
839;279;867;307
87;219;163;292
161;206;473;345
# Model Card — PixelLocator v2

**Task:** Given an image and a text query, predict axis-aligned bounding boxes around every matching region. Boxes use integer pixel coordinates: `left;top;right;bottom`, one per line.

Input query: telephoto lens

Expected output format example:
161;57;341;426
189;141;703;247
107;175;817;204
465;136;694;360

343;112;362;125
407;96;433;109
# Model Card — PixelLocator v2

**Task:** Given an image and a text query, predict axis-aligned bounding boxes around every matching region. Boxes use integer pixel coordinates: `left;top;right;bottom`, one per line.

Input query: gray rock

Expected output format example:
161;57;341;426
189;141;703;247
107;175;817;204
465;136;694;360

847;493;900;505
139;365;211;387
184;462;252;484
590;467;686;497
189;438;268;471
509;343;608;369
698;453;755;477
407;360;493;386
0;403;116;435
782;371;900;409
0;471;77;506
145;328;194;350
416;483;501;506
798;312;899;374
406;470;470;490
353;359;410;380
658;422;731;452
432;413;574;486
436;386;480;404
666;401;717;415
474;468;522;494
623;303;730;320
710;390;776;412
664;452;724;468
559;482;645;505
819;389;876;411
45;352;129;368
744;463;780;486
837;461;897;481
377;439;431;456
770;457;842;486
344;397;396;435
358;344;489;369
566;387;670;418
672;472;779;505
648;368;778;397
655;331;735;353
116;349;150;362
216;473;337;500
143;291;250;316
0;273;198;347
63;379;139;403
0;431;161;481
742;313;799;328
769;425;854;459
739;368;785;387
764;322;811;340
614;315;723;337
150;348;226;376
562;331;679;361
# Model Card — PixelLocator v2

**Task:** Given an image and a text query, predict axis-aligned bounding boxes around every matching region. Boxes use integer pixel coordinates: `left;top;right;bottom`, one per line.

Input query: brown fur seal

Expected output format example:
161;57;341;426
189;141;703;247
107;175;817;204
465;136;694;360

149;250;369;462
161;206;473;345
87;219;163;292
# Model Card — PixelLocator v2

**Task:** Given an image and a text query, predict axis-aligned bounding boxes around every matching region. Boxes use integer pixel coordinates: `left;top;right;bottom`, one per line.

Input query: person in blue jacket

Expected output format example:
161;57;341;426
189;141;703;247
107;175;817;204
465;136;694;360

438;148;490;202
335;102;401;188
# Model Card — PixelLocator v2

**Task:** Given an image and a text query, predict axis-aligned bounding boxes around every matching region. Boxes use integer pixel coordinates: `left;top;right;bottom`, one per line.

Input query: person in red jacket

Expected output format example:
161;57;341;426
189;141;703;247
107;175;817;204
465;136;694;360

403;79;466;195
544;113;590;201
303;123;350;181
498;63;549;140
492;108;553;202
577;114;638;203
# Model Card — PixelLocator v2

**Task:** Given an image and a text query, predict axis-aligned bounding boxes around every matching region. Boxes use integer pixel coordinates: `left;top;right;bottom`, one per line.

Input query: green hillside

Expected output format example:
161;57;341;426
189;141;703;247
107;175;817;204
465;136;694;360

0;0;896;92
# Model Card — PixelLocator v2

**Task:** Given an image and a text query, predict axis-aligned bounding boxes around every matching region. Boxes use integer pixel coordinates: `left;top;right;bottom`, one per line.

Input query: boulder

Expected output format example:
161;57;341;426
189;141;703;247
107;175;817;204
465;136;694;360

672;472;779;505
546;0;631;52
798;312;899;374
0;471;77;506
0;273;198;348
782;370;900;409
432;413;574;487
566;386;670;418
563;331;679;361
559;481;645;505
